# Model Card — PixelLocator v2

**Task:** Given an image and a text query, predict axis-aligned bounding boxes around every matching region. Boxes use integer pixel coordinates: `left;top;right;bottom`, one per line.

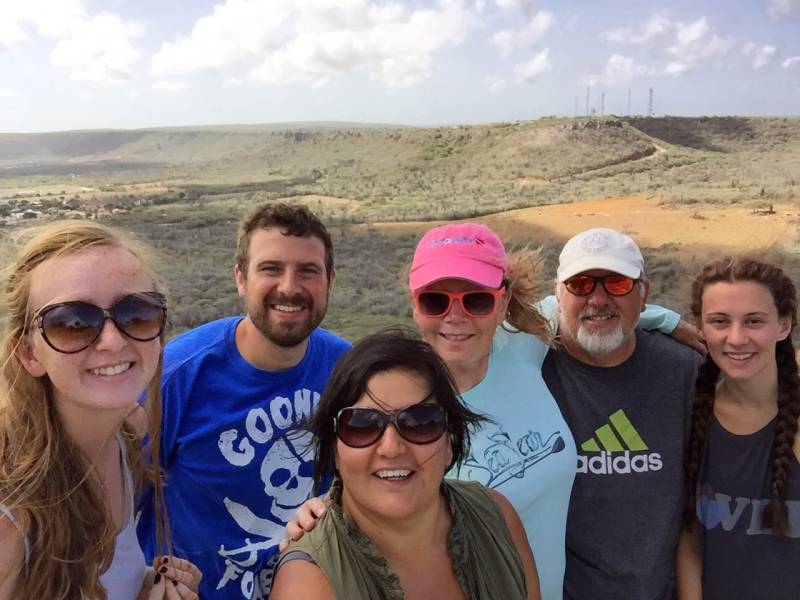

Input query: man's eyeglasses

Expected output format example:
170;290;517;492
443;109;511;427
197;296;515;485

32;292;167;354
563;274;640;297
334;403;447;448
412;288;505;318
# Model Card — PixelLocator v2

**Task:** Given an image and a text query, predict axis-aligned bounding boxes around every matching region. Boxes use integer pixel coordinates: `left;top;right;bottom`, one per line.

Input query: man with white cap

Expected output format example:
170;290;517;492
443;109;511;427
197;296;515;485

542;227;702;600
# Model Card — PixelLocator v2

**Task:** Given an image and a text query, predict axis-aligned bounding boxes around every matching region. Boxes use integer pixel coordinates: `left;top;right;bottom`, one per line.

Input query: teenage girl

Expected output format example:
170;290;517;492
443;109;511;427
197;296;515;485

678;256;800;599
0;221;201;599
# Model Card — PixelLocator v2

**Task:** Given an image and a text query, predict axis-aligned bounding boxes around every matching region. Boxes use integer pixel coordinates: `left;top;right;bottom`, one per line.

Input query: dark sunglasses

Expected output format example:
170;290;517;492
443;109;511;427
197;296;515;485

564;274;640;297
334;402;447;448
32;292;167;354
412;287;505;318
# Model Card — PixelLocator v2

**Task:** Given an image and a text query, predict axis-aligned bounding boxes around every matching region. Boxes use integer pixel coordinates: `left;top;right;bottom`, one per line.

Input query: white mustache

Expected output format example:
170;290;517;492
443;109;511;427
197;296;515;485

579;307;620;319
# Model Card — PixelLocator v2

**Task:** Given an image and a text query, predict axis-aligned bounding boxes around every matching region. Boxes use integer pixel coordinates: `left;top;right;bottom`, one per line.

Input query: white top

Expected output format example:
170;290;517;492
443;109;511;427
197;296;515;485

0;434;146;600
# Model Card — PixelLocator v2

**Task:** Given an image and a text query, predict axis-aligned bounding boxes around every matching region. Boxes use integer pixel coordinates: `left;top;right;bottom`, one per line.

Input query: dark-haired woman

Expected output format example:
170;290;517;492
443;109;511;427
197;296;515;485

677;257;800;599
271;330;541;599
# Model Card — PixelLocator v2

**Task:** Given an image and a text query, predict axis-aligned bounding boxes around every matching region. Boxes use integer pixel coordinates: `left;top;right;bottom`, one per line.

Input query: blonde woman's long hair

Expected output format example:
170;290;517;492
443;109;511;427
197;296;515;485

0;220;170;600
502;248;554;345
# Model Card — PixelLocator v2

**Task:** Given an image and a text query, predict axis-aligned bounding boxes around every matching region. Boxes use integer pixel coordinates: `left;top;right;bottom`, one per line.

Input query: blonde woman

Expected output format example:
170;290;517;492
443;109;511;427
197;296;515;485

0;222;201;599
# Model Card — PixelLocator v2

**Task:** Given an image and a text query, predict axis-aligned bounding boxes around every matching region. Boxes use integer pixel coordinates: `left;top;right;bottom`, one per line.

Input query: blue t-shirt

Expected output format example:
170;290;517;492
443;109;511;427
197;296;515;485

453;327;577;600
136;317;350;600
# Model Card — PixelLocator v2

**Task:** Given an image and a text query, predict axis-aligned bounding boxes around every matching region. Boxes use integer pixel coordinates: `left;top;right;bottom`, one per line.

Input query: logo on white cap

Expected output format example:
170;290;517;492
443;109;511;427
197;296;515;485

580;231;612;254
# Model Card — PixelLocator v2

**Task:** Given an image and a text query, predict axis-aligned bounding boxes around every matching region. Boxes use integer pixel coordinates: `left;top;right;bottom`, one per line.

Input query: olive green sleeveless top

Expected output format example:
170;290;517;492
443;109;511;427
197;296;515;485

281;479;527;599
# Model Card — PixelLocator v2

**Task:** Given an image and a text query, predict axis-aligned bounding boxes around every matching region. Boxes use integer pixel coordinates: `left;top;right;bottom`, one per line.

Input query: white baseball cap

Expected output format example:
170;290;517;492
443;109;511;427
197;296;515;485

557;228;645;282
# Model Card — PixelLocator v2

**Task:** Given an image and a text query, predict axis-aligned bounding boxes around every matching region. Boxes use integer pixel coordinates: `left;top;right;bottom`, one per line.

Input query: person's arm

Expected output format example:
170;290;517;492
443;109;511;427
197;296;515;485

0;513;24;600
676;527;702;600
270;558;336;600
489;490;541;600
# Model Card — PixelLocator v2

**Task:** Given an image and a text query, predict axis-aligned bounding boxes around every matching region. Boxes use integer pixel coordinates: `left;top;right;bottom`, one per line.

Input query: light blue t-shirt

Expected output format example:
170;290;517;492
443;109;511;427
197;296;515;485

453;327;576;600
452;299;680;600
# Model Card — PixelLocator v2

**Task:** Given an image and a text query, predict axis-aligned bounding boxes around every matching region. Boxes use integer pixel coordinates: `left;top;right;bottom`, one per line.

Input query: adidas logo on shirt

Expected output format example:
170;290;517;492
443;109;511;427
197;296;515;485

577;409;663;475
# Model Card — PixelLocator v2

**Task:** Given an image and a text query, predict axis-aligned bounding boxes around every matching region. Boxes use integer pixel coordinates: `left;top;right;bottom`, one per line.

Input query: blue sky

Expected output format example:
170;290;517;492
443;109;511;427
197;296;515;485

1;0;798;132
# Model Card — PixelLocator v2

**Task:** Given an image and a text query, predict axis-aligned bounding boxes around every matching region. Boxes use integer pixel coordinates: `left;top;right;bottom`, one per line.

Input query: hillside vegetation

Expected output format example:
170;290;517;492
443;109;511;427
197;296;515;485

1;116;799;340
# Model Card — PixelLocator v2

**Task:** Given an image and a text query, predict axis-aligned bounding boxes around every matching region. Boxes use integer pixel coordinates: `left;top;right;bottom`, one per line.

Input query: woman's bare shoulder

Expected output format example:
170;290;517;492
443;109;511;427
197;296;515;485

270;557;336;600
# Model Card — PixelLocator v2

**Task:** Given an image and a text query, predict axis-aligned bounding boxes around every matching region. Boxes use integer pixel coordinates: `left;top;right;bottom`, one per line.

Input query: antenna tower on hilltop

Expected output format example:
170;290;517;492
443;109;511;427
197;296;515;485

627;89;631;115
585;86;590;116
574;95;578;117
600;92;605;116
648;87;654;117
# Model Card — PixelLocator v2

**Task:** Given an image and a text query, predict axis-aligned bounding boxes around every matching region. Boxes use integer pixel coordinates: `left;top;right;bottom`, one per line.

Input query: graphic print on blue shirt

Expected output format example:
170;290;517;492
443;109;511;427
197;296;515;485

460;427;566;488
215;394;317;593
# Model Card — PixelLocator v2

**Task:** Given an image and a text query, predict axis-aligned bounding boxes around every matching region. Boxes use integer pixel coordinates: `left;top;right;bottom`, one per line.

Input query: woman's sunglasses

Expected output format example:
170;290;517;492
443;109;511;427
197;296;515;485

563;274;640;297
32;292;167;354
412;288;505;318
334;403;447;448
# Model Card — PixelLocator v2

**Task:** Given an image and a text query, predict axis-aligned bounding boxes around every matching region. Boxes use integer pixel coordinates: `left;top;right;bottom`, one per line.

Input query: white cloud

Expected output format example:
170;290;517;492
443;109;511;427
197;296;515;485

152;0;478;89
601;15;671;45
0;0;142;85
742;43;776;69
664;17;732;75
665;61;689;75
767;0;800;19
495;0;534;9
50;13;143;85
783;56;800;67
150;0;292;75
512;48;551;83
152;80;189;92
0;88;16;98
486;76;508;92
492;11;554;57
602;14;732;77
0;0;86;49
584;54;652;87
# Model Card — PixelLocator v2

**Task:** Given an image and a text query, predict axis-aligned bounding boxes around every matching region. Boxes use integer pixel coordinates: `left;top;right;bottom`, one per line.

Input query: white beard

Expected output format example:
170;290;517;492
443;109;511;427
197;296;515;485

575;322;626;354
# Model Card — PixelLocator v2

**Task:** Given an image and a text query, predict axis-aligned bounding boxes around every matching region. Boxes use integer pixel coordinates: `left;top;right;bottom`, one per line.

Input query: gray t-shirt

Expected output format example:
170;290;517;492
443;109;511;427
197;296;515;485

543;328;701;600
698;416;800;599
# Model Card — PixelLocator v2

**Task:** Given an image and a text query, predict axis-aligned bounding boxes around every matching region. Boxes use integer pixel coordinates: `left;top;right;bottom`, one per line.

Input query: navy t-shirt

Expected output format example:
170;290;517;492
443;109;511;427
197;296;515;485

136;317;350;600
697;415;800;599
543;329;701;600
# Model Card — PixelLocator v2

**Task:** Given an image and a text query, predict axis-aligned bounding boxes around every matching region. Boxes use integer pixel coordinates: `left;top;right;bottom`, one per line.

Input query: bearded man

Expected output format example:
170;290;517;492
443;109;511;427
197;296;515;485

137;204;350;600
542;228;702;600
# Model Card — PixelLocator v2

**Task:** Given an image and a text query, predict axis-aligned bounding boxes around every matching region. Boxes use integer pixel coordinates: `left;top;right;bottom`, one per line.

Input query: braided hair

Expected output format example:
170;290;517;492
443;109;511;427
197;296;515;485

684;256;799;535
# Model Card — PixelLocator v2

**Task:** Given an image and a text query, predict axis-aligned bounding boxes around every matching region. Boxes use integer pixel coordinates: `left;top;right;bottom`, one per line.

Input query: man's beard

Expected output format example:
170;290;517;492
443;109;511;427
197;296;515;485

573;306;636;355
249;290;327;348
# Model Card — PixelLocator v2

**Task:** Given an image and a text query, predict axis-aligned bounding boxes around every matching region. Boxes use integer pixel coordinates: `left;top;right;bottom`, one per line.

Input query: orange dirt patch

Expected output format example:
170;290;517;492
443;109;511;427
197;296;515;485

369;196;799;256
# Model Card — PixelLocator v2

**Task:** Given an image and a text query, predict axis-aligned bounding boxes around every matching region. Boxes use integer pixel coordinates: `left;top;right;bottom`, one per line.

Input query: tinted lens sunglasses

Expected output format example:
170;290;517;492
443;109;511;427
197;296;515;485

32;292;167;354
564;274;640;297
334;403;447;448
412;288;505;318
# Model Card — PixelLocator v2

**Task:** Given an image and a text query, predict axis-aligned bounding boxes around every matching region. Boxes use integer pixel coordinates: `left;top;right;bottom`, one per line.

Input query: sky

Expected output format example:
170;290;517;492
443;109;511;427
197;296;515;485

0;0;798;132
